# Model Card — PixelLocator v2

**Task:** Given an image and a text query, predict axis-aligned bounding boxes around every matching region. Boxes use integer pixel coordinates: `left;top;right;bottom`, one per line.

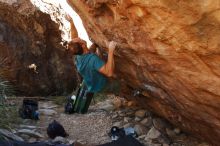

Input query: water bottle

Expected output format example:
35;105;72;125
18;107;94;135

71;95;76;104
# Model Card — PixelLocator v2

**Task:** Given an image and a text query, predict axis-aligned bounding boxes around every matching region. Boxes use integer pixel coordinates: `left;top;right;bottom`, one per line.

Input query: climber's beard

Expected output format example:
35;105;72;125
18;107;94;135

66;44;84;55
76;46;84;55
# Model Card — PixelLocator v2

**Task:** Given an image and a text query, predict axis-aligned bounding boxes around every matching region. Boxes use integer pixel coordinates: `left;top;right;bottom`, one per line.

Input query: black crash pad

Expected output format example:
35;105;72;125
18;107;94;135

0;140;71;146
97;136;144;146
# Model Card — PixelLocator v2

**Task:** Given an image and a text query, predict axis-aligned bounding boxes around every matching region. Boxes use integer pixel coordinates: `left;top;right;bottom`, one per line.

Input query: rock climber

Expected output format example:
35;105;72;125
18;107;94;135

65;15;119;94
67;38;117;93
63;16;120;113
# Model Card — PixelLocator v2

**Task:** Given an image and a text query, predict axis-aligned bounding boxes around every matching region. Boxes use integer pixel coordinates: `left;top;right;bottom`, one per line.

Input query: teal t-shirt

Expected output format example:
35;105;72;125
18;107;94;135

75;53;107;93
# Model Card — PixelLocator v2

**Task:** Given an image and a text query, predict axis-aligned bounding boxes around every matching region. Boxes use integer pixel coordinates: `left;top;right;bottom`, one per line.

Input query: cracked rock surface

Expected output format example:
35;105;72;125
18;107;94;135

1;0;220;145
66;1;220;145
0;0;78;96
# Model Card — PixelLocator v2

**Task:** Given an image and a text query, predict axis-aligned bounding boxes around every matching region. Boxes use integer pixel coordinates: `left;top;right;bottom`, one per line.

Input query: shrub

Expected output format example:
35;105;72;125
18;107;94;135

0;56;14;103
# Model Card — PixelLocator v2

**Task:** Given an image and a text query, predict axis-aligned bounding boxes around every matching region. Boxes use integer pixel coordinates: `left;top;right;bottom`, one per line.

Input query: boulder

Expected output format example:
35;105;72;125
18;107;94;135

123;117;132;123
113;121;123;127
123;123;133;129
0;129;24;141
16;129;44;138
98;100;115;111
141;117;153;127
135;109;147;118
134;124;148;136
0;0;78;96
19;125;37;129
38;109;57;116
52;136;67;143
145;127;161;140
67;0;220;145
28;137;37;143
134;117;142;122
153;118;170;131
166;128;176;138
1;0;220;144
174;128;181;135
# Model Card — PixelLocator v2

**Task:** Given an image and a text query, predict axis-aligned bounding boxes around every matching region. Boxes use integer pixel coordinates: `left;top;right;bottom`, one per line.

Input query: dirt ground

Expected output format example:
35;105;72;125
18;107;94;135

0;96;212;146
58;108;113;145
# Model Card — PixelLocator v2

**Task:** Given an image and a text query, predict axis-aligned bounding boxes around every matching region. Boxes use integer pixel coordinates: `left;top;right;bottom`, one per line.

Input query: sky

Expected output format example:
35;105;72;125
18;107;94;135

30;0;92;46
59;1;92;46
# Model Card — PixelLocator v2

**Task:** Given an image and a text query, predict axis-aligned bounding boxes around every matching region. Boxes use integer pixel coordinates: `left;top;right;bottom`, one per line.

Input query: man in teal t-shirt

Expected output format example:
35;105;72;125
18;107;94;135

75;53;107;93
67;38;117;93
64;15;118;114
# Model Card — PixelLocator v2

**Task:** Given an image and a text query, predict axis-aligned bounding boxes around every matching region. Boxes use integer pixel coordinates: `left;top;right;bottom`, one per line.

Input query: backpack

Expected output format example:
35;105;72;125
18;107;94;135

98;135;144;146
109;126;138;141
64;95;76;114
19;99;39;120
64;84;94;114
64;83;82;114
47;120;68;139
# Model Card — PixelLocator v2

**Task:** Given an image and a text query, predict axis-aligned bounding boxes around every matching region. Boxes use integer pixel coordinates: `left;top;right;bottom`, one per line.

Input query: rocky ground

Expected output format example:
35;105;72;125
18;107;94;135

0;95;211;146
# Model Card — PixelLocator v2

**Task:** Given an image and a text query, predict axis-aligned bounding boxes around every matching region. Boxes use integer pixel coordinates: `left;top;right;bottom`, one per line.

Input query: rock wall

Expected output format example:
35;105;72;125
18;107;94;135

67;0;220;145
0;0;78;96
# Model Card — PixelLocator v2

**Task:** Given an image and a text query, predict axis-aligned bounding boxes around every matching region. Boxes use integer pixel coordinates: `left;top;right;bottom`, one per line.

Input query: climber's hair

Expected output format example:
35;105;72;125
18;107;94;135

67;41;84;55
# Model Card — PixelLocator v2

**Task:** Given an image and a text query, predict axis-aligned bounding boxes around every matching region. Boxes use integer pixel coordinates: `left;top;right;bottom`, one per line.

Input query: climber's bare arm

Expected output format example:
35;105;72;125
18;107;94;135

65;15;78;39
99;41;116;77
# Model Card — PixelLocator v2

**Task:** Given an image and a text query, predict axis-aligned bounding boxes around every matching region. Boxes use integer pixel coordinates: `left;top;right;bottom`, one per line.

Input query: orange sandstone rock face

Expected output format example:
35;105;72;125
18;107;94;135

67;0;220;145
0;1;78;95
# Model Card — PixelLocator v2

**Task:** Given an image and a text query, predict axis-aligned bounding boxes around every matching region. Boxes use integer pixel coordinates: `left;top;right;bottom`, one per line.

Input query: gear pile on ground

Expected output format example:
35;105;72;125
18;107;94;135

0;96;210;146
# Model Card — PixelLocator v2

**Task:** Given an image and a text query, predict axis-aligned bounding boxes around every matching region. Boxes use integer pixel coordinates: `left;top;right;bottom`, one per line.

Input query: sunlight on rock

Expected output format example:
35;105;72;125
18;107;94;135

30;0;92;46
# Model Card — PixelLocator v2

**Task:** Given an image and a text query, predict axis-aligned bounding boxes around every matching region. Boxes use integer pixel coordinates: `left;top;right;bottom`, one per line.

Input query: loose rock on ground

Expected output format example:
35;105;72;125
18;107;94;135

0;96;212;146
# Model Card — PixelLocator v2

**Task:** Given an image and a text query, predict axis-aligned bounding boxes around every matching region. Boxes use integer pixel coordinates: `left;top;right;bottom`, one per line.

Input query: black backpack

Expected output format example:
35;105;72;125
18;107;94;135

19;99;39;120
47;120;68;139
98;135;144;146
64;95;76;114
109;126;126;141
